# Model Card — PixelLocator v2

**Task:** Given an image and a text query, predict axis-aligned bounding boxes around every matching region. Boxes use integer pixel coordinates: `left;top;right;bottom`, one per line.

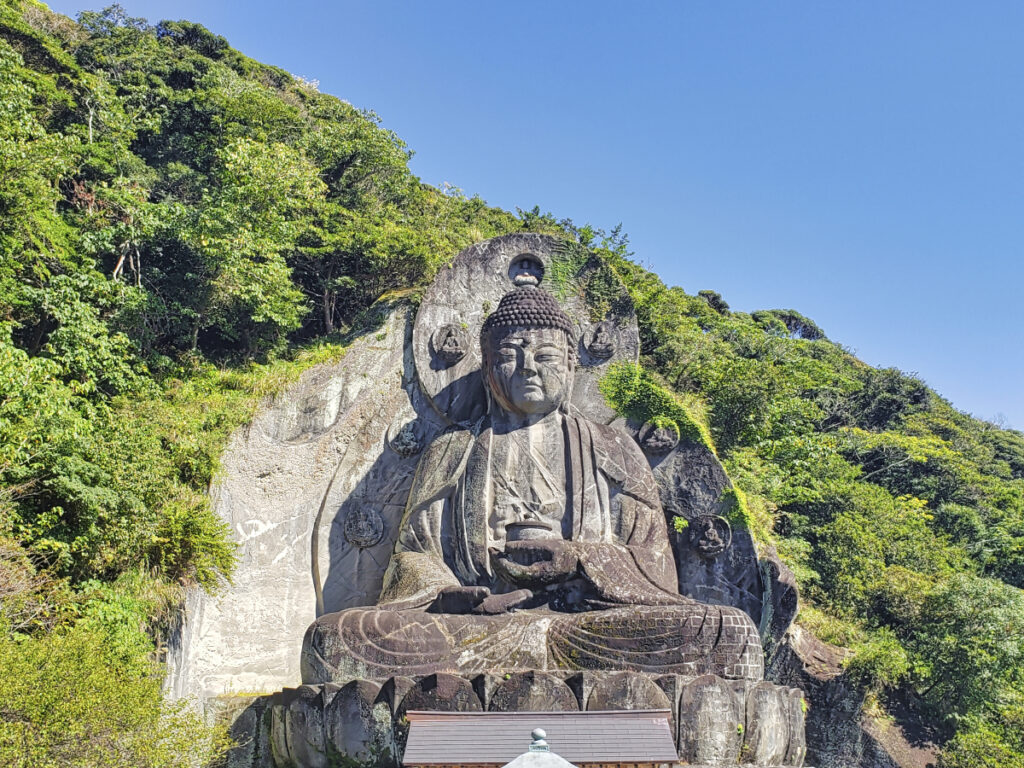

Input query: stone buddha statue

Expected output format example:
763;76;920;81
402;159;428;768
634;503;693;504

301;283;764;685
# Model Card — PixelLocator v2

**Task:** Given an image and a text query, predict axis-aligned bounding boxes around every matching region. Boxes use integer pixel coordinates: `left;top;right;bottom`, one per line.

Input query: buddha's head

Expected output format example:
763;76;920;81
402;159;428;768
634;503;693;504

480;285;576;417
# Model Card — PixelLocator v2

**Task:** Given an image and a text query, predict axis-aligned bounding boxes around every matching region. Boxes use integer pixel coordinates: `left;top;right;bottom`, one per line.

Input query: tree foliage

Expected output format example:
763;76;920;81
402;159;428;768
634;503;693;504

598;245;1024;761
1;2;1021;764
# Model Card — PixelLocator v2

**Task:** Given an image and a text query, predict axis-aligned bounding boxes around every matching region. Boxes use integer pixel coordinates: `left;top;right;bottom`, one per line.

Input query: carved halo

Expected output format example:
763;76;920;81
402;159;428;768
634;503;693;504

343;508;386;549
639;420;680;455
430;323;469;365
689;515;732;559
411;234;640;427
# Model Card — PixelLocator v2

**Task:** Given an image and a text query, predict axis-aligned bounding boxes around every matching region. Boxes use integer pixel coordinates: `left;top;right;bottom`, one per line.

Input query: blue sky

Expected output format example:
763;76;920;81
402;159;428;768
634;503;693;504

46;1;1024;429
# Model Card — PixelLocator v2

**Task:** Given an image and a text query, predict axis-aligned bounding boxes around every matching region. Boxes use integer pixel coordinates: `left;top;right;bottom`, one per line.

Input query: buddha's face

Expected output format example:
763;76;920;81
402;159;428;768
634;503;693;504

484;326;574;417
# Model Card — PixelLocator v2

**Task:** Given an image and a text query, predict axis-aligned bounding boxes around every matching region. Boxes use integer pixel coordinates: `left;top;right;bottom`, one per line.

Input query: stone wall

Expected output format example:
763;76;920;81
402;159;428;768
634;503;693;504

221;671;805;768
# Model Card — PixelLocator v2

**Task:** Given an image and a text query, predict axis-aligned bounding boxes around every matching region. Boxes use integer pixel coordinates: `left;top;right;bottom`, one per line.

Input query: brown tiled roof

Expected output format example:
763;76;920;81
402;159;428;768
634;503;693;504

402;710;678;765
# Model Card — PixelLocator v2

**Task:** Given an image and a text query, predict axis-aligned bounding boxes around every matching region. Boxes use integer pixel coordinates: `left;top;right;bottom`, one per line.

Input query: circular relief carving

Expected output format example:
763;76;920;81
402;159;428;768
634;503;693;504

638;421;680;455
388;420;422;457
585;321;616;360
343;508;385;549
508;253;545;286
689;515;732;558
431;324;469;364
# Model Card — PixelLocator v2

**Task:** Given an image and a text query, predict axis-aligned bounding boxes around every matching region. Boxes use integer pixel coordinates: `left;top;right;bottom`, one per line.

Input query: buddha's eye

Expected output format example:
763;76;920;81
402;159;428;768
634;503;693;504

536;354;560;364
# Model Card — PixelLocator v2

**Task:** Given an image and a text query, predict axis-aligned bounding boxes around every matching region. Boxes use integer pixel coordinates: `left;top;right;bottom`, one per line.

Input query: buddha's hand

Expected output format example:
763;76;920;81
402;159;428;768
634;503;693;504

426;585;532;615
427;586;491;614
490;540;580;588
473;589;533;615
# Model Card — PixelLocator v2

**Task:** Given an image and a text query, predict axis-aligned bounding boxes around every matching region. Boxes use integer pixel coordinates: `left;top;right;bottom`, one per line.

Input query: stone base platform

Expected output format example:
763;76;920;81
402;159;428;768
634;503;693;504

224;671;805;768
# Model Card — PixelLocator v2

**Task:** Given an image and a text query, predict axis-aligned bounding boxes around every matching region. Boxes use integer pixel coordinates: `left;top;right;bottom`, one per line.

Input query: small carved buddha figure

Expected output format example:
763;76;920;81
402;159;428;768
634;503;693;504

301;285;764;683
587;322;615;359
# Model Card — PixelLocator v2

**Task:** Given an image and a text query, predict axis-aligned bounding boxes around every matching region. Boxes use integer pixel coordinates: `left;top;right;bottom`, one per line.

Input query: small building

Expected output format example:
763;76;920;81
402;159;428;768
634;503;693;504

402;710;678;768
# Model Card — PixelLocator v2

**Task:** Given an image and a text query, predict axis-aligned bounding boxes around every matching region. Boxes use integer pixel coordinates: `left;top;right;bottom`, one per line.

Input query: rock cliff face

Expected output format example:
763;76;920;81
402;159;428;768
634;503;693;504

767;626;938;768
164;302;418;701
165;234;774;704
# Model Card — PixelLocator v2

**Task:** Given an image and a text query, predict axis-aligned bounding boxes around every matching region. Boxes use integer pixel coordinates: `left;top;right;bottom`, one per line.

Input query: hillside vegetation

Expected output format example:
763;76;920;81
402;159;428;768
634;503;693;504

1;3;1022;766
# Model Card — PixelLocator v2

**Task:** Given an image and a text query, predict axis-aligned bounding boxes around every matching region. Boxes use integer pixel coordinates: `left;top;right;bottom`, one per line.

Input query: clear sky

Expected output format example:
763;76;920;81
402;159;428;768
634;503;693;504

45;1;1024;429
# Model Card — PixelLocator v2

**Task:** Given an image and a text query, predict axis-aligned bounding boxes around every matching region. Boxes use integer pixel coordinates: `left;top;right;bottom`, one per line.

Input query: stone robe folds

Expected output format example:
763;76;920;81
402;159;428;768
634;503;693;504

301;412;764;684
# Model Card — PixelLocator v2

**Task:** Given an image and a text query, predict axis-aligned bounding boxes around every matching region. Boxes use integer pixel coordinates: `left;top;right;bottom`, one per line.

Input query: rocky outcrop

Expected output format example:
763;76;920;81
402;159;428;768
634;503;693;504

175;235;813;768
767;625;938;768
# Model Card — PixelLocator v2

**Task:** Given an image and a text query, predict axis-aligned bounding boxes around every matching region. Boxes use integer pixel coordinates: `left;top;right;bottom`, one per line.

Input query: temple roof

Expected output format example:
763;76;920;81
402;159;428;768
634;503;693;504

401;710;678;766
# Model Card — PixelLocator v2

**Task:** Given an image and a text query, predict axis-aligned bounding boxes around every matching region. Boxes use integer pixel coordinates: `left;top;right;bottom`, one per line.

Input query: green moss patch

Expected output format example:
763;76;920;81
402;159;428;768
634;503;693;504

599;361;715;451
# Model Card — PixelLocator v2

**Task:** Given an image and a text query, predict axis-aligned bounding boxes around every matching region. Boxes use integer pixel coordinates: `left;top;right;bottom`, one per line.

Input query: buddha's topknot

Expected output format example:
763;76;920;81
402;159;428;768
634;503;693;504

480;285;576;346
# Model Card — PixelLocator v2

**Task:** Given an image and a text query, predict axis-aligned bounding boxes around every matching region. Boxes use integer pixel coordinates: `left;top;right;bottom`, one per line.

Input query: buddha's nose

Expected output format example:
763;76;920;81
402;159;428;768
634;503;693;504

520;351;538;376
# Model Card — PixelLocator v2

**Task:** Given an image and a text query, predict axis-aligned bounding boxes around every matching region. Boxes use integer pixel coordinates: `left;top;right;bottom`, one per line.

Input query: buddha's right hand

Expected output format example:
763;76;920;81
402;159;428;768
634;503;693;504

490;540;580;587
427;585;491;614
473;588;533;614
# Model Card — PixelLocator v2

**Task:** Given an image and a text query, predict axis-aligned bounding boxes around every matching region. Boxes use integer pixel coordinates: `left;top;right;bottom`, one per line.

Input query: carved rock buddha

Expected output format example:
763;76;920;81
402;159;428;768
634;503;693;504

301;283;764;684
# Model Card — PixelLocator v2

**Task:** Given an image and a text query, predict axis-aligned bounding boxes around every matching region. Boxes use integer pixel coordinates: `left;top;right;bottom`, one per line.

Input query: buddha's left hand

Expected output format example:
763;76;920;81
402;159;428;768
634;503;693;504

490;540;580;587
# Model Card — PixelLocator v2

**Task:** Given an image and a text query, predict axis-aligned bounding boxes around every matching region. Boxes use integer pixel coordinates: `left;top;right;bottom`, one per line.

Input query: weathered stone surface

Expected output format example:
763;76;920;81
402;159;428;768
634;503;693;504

744;681;790;766
392;674;482;754
651;438;765;624
785;688;808;766
323;680;393;766
268;694;289;768
760;550;799;663
304;603;763;684
678;675;744;765
181;235;808;768
280;686;330;768
206;695;273;768
412;233;639;428
397;673;484;714
262;672;804;768
489;671;579;712
305;274;765;686
379;675;415;715
165;304;423;701
586;672;671;711
767;624;932;768
767;625;861;768
654;674;684;718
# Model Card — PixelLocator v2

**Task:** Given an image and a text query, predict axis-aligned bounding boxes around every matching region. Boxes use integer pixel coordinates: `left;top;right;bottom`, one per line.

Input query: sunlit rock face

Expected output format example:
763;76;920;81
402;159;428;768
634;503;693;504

173;234;804;767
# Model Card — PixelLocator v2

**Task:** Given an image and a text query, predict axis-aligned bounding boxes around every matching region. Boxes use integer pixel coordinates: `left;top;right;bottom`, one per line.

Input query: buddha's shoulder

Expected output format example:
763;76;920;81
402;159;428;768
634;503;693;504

418;425;475;467
576;415;651;478
407;426;475;505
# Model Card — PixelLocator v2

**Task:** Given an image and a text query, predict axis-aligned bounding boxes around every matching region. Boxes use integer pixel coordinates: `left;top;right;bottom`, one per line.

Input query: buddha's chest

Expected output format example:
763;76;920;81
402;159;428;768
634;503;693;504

487;420;568;540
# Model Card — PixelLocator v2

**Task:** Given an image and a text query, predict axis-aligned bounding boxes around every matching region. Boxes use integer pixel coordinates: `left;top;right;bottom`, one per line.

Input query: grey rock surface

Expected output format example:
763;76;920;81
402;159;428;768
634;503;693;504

745;681;790;766
586;672;671;712
760;550;800;663
652;438;764;624
165;304;420;701
324;680;394;766
306;245;767;687
171;234;809;768
767;624;932;768
488;671;580;712
678;675;744;765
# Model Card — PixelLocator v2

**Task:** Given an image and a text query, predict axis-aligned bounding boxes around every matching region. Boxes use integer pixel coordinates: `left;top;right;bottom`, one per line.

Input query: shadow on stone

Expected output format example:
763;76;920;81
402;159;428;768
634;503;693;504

489;671;579;712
